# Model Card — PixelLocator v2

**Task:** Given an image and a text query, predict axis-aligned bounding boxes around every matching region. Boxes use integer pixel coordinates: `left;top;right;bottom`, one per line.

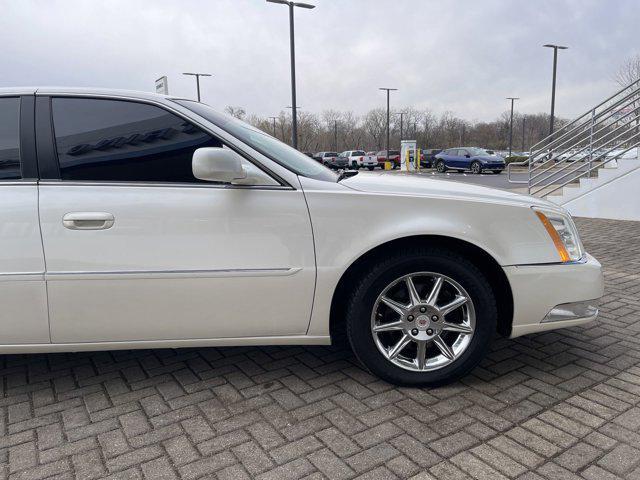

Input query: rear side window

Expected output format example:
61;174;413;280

51;98;221;182
353;151;365;156
0;97;22;180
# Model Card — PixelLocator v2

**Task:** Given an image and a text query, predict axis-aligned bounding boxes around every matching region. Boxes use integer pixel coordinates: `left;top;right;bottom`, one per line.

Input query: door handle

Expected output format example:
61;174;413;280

62;212;115;230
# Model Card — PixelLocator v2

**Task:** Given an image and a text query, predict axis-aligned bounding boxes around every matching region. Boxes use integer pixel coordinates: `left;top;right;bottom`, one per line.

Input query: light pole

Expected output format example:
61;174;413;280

521;116;526;152
267;0;315;149
286;106;301;147
268;116;278;138
379;88;397;156
543;44;568;136
395;112;407;144
182;72;212;102
506;97;519;157
334;120;338;152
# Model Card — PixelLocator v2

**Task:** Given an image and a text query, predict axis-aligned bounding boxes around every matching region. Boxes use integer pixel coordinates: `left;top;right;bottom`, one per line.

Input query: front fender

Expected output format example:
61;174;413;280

299;177;560;336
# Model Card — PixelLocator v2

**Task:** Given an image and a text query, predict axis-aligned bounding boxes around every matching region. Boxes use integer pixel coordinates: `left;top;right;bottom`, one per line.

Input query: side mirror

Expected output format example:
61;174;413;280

192;147;246;183
465;154;471;158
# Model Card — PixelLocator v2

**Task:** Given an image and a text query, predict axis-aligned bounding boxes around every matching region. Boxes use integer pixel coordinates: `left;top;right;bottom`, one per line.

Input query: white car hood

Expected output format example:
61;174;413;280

340;172;554;209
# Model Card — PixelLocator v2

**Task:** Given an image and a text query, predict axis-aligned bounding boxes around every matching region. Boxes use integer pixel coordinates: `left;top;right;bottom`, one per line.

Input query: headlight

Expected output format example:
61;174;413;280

533;207;584;262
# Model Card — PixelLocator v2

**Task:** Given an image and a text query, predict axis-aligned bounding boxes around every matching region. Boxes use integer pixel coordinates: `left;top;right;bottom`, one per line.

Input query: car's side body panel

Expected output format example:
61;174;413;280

298;175;569;337
39;184;316;342
0;93;49;345
0;184;49;344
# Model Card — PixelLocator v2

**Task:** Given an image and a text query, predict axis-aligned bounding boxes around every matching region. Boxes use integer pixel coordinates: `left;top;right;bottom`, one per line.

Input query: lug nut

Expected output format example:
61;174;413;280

407;315;414;321
431;315;438;321
420;307;427;313
411;328;419;335
426;328;434;335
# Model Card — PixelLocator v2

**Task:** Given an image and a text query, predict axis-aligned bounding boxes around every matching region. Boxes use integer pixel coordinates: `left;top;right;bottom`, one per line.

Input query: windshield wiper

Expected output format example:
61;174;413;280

337;169;359;182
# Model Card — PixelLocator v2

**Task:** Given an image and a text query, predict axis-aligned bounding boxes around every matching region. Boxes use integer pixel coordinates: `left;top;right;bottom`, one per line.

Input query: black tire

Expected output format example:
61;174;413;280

345;247;497;387
471;161;482;174
436;161;447;173
493;170;502;174
367;166;375;171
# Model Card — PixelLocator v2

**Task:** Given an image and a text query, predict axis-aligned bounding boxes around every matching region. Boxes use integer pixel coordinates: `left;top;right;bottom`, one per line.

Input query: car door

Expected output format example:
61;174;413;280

0;94;49;345
36;95;316;344
457;149;471;169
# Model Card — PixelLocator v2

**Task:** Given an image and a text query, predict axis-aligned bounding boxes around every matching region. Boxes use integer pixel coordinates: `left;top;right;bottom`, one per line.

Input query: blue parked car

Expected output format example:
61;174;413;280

433;147;505;174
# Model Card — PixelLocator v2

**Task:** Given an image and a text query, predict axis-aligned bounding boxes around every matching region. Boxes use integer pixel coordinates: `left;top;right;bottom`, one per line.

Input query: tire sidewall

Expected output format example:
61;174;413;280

347;252;496;386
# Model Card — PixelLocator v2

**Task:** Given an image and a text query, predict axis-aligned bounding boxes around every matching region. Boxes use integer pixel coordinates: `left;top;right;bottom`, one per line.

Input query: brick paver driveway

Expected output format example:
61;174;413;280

2;218;639;480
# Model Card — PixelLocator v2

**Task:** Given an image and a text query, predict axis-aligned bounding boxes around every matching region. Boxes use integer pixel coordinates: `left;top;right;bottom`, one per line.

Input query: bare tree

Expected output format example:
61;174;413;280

363;108;387;150
614;55;640;138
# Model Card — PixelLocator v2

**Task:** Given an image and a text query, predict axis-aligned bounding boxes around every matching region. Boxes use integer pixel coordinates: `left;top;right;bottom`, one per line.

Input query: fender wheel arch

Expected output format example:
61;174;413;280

329;235;514;346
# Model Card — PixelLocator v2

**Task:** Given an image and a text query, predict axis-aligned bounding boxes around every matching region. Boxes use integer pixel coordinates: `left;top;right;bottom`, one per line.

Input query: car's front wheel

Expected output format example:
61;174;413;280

346;248;497;386
436;161;447;173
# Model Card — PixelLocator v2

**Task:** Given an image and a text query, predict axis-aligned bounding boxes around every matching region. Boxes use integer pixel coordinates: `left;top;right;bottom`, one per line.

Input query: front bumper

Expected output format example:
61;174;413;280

504;253;604;338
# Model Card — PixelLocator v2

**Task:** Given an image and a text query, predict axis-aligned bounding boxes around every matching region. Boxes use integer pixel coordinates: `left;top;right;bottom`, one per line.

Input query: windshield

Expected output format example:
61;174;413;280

326;152;338;157
174;100;337;182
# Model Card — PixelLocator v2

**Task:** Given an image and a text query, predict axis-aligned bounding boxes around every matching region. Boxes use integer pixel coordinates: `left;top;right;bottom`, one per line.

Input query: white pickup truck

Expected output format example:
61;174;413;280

339;150;377;170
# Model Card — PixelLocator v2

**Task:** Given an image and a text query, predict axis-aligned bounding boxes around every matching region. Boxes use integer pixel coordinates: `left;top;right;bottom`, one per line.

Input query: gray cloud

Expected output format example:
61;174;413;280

1;0;638;121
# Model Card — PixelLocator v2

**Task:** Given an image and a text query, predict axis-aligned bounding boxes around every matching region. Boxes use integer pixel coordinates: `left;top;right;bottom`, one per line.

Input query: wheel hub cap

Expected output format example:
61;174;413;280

370;272;476;372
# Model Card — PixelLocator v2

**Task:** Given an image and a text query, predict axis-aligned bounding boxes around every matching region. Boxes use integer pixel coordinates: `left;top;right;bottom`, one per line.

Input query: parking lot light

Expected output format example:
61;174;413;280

182;73;212;102
506;97;519;157
267;0;315;149
543;44;568;136
379;88;398;159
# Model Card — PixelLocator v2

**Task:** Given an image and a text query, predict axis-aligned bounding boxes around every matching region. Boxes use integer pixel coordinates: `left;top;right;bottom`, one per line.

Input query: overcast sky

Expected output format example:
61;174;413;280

1;0;638;121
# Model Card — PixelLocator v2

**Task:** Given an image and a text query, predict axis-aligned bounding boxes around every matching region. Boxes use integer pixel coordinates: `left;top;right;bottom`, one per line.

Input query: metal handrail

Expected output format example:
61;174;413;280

530;124;640;194
506;160;529;184
527;77;640;156
511;78;640;196
536;141;640;198
529;93;640;173
531;133;640;196
529;117;640;188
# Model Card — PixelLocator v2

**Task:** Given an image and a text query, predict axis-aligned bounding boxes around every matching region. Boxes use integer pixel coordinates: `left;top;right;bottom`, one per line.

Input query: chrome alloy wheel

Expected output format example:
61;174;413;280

370;272;475;372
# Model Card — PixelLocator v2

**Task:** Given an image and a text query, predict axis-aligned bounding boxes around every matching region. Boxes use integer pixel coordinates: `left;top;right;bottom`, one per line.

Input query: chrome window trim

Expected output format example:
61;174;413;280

39;92;295;189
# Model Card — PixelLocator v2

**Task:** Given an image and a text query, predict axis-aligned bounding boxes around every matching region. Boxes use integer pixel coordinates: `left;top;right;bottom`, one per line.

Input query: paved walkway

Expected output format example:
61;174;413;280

1;218;639;479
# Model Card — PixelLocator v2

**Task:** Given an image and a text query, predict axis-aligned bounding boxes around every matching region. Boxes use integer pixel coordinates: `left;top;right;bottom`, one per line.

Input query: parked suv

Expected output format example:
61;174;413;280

422;149;442;168
314;151;346;169
0;87;603;387
434;147;506;174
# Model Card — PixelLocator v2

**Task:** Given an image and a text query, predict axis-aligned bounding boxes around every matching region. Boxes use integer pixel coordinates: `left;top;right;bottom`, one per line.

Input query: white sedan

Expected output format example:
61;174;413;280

0;87;604;386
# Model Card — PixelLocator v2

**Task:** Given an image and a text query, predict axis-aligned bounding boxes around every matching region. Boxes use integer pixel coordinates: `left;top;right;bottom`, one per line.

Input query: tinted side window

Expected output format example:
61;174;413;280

52;98;221;182
0;97;22;180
